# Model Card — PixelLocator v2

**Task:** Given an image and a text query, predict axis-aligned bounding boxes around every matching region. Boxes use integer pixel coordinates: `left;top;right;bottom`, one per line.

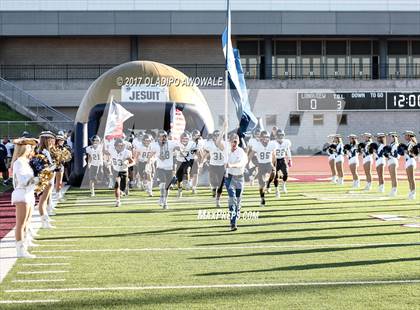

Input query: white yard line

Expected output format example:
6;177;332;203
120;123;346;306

32;242;420;253
34;256;72;259
22;263;70;266
0;300;61;304
0;186;70;284
12;279;66;283
5;279;420;293
17;271;68;274
36;239;77;243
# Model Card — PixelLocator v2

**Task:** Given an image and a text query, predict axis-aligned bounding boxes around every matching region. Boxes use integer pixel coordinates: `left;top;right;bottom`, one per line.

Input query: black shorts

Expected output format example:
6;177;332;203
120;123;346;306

176;161;190;182
112;170;128;192
0;160;7;173
88;165;102;182
257;163;274;187
275;158;289;181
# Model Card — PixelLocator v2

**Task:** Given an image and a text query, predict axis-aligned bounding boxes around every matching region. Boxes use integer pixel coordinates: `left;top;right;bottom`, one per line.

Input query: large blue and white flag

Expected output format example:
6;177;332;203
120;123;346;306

221;0;257;136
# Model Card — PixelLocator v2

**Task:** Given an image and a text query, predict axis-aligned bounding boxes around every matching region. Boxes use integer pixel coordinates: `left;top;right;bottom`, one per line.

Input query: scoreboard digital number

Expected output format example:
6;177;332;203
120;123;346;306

297;92;386;111
387;92;420;110
297;91;420;111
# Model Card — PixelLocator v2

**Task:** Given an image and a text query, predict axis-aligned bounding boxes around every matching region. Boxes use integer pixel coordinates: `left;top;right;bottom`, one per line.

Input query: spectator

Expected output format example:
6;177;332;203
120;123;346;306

0;140;7;184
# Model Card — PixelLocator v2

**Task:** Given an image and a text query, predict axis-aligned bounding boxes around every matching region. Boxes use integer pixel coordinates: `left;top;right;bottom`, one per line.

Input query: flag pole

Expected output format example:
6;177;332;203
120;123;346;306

224;0;230;165
103;95;114;141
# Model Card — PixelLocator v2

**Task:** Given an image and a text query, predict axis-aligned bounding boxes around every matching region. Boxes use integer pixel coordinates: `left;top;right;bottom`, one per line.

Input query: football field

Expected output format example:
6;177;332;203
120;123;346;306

1;182;419;309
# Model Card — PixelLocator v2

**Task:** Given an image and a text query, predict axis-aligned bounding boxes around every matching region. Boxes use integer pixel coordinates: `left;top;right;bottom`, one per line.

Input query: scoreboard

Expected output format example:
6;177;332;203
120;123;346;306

297;91;420;111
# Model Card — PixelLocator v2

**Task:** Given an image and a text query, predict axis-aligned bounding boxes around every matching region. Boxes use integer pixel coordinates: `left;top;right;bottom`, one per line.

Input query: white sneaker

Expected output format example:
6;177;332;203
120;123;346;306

115;200;121;207
177;188;183;198
91;190;95;197
41;216;55;229
282;183;287;193
27;227;38;238
364;182;372;191
25;238;39;248
216;199;221;208
337;178;344;185
378;184;385;193
16;241;36;258
147;190;153;197
47;209;56;216
192;187;197;194
275;188;280;198
408;191;416;200
331;176;337;184
162;201;169;209
389;187;398;197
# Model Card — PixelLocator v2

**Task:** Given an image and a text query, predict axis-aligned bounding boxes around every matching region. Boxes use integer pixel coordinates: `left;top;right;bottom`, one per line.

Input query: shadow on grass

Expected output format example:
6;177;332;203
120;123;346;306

196;257;420;276
189;223;401;237
197;230;420;246
190;242;420;260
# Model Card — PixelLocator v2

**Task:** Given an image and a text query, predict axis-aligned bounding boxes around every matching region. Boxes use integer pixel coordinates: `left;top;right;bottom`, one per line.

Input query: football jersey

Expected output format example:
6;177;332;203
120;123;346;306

227;147;247;176
109;148;132;172
253;141;277;164
248;138;259;151
204;140;225;166
132;139;143;152
85;144;103;167
151;140;179;170
135;143;153;163
176;141;195;162
274;139;292;159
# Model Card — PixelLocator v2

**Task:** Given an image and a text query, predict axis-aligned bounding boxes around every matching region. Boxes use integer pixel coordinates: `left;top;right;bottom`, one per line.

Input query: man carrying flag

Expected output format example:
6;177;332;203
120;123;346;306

220;0;258;230
103;98;134;207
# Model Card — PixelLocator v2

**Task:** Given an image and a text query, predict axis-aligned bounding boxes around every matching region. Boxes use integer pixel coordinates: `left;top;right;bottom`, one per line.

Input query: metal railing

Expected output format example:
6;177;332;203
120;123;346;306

3;63;420;80
0;78;73;132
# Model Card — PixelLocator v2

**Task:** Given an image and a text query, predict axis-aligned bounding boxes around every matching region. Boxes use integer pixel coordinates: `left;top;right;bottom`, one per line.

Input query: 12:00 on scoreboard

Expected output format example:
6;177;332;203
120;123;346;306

297;92;420;111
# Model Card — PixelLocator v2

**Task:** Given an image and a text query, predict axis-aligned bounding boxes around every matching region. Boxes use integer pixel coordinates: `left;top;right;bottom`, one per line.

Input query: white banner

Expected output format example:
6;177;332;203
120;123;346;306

121;85;169;103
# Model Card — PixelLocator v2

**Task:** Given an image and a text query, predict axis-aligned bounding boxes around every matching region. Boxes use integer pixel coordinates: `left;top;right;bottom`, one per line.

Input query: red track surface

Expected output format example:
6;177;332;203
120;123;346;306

0;192;14;239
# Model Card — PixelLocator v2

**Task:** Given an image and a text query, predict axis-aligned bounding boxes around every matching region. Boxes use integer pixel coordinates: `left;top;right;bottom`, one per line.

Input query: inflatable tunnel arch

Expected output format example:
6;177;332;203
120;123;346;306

69;61;214;186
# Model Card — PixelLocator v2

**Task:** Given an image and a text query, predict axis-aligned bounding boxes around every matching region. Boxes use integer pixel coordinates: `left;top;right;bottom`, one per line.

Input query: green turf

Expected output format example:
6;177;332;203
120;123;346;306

0;102;44;138
0;182;419;309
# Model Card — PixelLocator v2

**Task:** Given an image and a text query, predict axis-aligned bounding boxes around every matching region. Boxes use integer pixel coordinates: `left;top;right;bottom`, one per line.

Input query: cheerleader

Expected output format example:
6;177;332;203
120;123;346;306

53;134;67;201
11;138;39;258
334;135;344;185
346;134;360;188
386;132;400;197
37;131;56;229
403;131;417;200
85;135;104;197
323;135;337;183
374;133;387;193
360;133;373;191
